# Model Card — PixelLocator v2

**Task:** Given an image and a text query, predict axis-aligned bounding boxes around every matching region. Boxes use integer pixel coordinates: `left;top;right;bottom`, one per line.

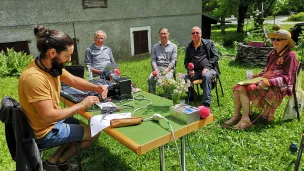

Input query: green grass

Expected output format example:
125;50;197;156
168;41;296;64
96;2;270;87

1;55;304;171
1;25;304;170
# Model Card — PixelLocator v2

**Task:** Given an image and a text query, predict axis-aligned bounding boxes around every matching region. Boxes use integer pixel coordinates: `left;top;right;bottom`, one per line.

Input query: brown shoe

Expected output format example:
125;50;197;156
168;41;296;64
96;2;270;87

43;161;59;171
224;115;241;126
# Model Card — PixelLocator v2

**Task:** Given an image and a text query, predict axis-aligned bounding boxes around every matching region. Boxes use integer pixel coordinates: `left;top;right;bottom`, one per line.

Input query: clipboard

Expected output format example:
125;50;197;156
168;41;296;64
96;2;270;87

237;77;267;85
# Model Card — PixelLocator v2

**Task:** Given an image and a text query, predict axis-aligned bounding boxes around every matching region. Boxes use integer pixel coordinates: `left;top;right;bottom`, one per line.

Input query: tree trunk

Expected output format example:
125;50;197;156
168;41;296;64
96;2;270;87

220;15;225;34
237;1;248;33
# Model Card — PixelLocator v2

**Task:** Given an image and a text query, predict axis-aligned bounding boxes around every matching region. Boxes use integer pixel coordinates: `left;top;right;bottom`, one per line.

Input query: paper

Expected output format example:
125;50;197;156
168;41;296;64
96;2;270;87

89;112;132;137
237;77;267;85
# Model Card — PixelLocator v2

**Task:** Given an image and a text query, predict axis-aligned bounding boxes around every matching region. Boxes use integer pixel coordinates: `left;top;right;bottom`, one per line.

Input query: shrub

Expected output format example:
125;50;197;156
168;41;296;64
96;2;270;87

0;48;33;77
222;37;234;47
287;12;304;21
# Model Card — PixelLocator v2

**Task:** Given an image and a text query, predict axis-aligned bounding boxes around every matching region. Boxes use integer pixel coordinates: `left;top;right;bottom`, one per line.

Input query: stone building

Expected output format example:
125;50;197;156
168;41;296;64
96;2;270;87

0;0;202;64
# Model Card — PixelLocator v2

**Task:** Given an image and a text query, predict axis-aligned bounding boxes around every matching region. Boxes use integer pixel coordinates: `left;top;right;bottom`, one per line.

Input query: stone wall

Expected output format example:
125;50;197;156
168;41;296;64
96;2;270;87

235;43;273;66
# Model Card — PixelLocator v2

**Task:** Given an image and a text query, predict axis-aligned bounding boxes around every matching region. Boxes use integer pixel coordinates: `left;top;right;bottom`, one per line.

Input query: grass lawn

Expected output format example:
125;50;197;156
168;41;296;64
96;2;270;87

1;26;304;170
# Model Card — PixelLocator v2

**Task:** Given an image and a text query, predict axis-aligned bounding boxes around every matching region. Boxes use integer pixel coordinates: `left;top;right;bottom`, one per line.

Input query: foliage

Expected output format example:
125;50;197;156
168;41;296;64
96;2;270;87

244;31;265;44
294;34;304;62
288;12;304;21
252;9;264;30
0;48;33;77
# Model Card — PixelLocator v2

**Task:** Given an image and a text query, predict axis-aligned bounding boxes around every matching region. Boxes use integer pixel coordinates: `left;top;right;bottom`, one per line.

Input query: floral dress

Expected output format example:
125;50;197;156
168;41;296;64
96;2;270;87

233;49;298;121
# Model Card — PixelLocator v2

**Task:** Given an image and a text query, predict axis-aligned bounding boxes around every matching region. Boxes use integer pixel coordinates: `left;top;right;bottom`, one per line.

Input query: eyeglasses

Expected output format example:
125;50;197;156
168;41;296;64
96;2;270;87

191;32;200;35
271;38;286;42
95;37;104;40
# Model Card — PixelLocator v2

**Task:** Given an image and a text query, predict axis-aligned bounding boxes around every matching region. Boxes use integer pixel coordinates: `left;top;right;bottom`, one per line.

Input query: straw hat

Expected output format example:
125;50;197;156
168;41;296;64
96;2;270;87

267;29;296;48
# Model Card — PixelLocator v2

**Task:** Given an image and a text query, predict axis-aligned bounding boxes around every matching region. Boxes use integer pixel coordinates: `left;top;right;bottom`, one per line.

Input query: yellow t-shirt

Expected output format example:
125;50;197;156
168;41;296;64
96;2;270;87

18;60;71;139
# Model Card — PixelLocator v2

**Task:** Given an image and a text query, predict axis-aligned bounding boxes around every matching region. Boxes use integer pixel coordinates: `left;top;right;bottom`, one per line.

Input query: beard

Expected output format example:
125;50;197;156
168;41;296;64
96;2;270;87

49;57;66;76
51;57;66;70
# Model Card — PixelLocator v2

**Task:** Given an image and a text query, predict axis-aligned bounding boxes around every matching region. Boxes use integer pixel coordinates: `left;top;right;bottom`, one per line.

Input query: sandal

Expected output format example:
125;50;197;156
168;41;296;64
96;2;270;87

224;115;241;126
233;118;252;130
43;160;59;171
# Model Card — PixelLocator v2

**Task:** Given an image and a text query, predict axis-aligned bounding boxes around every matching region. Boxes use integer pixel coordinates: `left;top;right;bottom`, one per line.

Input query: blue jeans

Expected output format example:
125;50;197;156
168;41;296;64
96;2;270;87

36;117;84;149
185;69;217;106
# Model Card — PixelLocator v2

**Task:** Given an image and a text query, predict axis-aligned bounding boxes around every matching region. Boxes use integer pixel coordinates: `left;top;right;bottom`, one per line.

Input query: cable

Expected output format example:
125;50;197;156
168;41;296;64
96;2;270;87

186;135;205;170
144;114;182;171
130;94;152;115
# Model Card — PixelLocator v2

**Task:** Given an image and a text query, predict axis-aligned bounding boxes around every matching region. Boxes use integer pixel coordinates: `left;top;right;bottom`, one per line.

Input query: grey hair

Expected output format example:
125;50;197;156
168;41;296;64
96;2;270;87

192;26;202;34
94;30;107;39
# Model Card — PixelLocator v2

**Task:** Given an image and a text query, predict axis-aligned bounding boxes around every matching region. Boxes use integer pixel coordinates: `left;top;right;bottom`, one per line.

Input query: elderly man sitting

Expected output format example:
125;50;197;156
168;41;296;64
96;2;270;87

148;28;177;94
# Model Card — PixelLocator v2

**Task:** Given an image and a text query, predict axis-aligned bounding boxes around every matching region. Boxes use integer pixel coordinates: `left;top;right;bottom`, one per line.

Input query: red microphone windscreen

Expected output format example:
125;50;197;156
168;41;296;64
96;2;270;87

188;63;194;70
197;106;210;119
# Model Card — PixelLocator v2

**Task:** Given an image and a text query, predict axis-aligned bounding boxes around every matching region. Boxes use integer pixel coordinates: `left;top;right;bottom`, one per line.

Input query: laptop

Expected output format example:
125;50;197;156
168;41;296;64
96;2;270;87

64;66;85;78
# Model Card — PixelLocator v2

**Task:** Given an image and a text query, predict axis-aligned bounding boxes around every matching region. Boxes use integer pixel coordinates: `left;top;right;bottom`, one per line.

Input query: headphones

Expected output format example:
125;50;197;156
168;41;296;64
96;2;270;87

35;55;62;77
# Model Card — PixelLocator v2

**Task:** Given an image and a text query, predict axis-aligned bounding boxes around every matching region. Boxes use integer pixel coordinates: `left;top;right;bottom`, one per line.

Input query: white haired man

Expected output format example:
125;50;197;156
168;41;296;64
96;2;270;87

84;30;116;77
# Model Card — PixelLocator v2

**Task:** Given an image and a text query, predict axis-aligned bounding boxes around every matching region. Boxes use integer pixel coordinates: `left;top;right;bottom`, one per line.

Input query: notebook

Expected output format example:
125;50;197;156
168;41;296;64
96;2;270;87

237;77;267;85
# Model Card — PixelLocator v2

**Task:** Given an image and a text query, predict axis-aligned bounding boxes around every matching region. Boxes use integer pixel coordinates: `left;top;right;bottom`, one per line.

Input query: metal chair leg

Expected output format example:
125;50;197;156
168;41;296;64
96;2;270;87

196;84;200;102
218;75;224;97
295;133;304;171
215;80;220;107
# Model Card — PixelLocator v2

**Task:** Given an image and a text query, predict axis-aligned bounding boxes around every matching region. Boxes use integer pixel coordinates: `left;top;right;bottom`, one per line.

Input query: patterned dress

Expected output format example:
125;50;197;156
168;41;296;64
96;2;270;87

233;49;298;121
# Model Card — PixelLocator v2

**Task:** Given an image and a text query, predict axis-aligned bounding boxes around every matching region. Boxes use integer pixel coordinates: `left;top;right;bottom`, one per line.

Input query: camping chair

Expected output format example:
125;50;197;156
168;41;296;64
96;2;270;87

0;96;83;171
292;63;304;171
292;62;302;121
191;73;224;106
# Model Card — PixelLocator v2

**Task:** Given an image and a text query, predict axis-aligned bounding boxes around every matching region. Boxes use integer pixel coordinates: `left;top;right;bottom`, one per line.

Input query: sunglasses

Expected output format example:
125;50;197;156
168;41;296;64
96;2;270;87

271;38;286;42
191;32;200;35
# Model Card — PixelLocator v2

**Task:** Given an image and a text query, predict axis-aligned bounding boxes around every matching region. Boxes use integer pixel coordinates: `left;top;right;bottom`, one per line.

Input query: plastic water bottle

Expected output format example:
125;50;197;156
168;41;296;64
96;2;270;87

87;65;93;80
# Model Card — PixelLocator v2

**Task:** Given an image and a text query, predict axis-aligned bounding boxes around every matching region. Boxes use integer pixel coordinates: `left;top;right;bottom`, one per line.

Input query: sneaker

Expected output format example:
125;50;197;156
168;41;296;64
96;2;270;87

43;160;59;171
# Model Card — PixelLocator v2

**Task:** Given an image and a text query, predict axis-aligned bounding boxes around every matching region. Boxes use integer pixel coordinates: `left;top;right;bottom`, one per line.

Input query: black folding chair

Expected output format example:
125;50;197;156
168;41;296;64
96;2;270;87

192;73;224;107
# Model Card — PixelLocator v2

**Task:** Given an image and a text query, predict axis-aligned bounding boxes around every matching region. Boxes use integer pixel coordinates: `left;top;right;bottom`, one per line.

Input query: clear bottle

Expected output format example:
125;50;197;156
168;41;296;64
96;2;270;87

86;65;93;80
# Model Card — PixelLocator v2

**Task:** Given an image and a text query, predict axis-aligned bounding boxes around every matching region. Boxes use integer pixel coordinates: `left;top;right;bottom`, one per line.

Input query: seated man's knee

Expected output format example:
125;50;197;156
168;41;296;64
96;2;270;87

82;125;99;143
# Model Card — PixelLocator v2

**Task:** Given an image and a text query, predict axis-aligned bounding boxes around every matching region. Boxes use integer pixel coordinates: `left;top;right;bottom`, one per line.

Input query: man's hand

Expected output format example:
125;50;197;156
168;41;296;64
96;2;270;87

96;85;108;100
202;68;209;75
163;67;170;75
80;96;100;109
188;70;195;77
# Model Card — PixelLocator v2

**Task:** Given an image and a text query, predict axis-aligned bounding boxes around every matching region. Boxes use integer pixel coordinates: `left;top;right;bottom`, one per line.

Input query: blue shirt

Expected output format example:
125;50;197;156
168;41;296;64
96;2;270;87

84;44;116;72
151;41;177;70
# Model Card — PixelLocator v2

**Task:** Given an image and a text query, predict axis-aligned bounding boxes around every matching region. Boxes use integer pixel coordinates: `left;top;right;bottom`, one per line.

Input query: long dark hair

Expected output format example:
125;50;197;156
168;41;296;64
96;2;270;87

34;25;74;58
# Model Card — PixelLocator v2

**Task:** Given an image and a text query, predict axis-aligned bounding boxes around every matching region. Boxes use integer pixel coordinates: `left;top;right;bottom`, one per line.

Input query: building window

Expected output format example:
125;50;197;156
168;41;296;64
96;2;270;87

130;26;151;56
0;41;30;54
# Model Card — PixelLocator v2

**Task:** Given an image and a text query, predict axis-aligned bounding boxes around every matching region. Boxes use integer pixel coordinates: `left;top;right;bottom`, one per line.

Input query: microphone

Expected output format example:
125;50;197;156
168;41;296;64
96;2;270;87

187;63;194;70
247;84;257;92
197;106;210;119
152;70;158;77
113;69;121;75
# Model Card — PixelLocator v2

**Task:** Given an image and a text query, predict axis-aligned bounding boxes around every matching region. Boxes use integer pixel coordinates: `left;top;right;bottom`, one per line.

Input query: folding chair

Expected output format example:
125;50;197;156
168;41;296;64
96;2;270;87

292;62;304;171
192;73;224;106
0;96;83;171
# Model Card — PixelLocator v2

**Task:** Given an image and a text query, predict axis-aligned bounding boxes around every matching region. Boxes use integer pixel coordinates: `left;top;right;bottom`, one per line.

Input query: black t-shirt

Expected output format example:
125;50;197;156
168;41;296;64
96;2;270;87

190;46;209;71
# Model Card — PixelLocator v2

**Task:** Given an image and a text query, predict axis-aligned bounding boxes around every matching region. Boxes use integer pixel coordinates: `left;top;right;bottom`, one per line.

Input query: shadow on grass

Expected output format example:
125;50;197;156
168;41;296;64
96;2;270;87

79;144;133;171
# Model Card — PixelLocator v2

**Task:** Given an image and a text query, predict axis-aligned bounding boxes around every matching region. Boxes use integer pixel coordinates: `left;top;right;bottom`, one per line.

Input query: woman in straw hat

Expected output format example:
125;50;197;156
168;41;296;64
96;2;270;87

225;29;299;130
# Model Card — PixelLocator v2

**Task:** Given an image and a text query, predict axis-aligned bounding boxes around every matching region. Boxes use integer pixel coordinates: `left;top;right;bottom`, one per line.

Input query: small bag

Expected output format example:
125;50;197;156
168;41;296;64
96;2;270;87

282;91;304;120
110;116;143;128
